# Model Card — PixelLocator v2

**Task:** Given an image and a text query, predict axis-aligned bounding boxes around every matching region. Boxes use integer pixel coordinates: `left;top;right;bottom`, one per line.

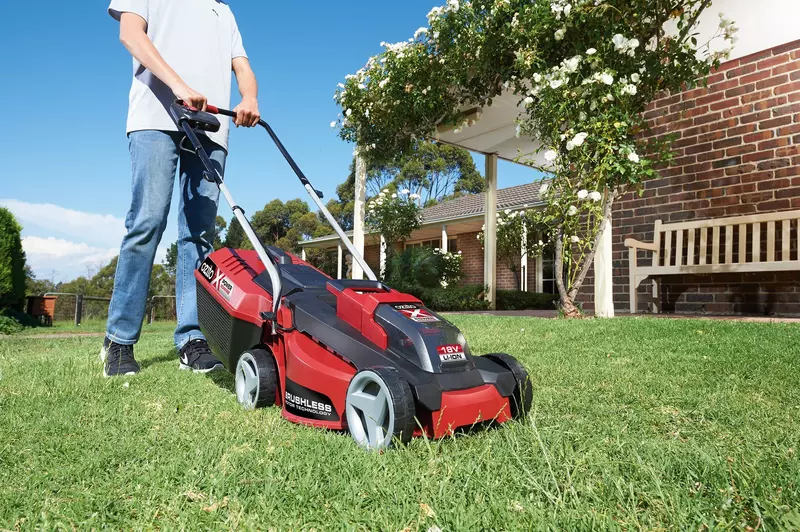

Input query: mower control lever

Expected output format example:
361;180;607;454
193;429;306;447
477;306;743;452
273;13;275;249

170;101;221;133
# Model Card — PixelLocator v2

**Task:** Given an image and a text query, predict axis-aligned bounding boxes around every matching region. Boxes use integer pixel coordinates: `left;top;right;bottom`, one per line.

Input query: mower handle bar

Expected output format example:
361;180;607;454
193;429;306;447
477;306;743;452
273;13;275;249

174;101;378;281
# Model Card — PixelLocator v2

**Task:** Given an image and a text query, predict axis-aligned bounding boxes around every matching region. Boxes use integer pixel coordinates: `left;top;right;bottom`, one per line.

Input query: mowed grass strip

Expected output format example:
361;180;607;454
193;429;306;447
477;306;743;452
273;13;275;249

1;317;799;530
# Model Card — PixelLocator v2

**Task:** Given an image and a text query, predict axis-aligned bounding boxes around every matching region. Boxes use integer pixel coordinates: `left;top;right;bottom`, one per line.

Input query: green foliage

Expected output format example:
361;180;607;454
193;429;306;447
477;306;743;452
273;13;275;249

0;208;27;312
247;199;322;253
324;162;357;232
334;0;737;313
368;142;483;205
213;216;227;250
223;217;246;249
0;308;39;335
386;247;443;289
164;242;178;277
367;190;423;251
25;265;55;297
402;284;489;312
496;290;558;311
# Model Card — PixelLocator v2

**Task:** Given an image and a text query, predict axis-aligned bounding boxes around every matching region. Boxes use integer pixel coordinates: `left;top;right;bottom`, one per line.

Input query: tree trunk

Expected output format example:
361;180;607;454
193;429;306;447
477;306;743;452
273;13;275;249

557;190;619;318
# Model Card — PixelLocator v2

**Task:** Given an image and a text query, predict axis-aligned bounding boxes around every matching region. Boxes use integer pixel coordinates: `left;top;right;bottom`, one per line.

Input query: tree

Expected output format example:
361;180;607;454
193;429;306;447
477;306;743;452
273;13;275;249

334;0;736;316
224;217;246;249
164;242;178;277
324;163;356;231
248;199;323;253
213;215;227;250
25;265;56;296
366;190;423;270
0;208;27;311
368;142;483;206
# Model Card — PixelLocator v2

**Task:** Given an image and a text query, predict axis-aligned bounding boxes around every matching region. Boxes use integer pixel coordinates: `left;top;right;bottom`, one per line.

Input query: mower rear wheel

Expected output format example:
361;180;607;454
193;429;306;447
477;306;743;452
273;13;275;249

345;367;415;450
235;349;278;410
483;353;533;418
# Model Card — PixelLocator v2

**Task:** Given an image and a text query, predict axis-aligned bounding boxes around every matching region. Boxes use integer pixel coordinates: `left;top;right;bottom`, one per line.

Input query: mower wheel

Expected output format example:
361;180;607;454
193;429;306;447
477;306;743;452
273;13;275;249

235;349;278;410
345;367;415;451
483;353;533;418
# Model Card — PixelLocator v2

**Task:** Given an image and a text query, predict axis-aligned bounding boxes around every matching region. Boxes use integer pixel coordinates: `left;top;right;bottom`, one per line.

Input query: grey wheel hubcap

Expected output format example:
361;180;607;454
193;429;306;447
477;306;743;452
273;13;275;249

346;371;394;450
235;352;260;410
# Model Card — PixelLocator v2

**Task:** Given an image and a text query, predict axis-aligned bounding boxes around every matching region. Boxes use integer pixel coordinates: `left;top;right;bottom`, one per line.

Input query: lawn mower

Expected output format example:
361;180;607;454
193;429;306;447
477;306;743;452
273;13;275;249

169;101;533;450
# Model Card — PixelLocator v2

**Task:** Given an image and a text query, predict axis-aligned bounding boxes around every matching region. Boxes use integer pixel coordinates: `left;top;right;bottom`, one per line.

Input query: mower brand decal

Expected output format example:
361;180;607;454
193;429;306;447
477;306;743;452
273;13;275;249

199;258;217;283
437;344;466;363
284;379;339;421
393;304;440;323
218;277;235;301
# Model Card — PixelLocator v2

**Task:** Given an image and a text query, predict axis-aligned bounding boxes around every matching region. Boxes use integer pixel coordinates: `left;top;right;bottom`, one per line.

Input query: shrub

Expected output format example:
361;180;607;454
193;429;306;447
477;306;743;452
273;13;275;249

496;290;559;311
402;285;488;312
0;308;38;335
0;208;27;312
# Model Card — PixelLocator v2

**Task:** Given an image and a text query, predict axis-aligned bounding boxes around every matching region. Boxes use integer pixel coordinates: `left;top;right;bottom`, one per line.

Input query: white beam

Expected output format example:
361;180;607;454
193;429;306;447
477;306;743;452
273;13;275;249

352;154;367;280
520;225;528;292
380;236;387;279
441;224;448;253
536;232;544;293
484;154;498;309
594;209;615;318
337;242;343;279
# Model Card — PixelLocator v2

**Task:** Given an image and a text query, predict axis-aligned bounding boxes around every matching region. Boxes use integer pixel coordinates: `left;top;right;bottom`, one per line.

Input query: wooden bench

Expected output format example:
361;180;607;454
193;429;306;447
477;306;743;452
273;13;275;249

625;210;800;313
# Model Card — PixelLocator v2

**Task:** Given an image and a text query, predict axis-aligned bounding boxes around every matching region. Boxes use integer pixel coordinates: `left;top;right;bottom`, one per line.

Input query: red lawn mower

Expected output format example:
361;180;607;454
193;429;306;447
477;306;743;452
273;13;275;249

170;101;532;450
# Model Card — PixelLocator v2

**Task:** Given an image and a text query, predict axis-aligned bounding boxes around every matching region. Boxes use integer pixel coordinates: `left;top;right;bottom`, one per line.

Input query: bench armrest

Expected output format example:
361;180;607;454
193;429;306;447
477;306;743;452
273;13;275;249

624;238;659;252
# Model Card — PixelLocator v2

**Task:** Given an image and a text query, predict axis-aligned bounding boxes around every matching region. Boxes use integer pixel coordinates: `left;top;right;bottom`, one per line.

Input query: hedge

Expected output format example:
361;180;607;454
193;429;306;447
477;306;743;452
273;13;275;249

496;290;559;311
0;208;26;312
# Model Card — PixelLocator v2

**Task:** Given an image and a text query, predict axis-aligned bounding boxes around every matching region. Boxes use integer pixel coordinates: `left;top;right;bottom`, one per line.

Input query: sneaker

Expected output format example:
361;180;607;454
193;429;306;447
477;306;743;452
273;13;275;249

100;338;140;377
179;339;224;374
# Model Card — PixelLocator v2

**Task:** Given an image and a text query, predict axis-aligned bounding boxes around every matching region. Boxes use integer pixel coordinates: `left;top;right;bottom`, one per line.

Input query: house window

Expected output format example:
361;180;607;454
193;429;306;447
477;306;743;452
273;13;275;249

406;238;458;252
541;246;558;295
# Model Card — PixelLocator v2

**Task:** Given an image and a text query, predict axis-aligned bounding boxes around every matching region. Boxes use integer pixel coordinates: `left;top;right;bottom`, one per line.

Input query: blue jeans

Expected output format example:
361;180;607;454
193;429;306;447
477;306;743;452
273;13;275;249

107;130;224;349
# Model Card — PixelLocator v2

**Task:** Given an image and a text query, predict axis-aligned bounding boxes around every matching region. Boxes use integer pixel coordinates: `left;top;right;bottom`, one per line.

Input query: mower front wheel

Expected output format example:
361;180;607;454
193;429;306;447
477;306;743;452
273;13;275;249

235;349;278;410
345;367;415;451
483;353;533;418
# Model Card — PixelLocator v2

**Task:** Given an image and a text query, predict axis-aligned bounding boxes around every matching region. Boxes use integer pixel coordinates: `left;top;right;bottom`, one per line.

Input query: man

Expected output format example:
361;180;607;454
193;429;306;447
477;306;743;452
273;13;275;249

102;0;260;377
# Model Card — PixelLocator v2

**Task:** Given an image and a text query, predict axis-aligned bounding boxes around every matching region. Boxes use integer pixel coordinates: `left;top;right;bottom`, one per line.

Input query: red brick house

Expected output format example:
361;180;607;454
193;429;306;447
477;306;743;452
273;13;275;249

302;2;800;316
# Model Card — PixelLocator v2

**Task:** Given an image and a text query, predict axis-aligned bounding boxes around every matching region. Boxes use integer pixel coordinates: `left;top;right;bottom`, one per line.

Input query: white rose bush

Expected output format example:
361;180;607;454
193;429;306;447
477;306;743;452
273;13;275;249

366;189;424;255
334;0;736;316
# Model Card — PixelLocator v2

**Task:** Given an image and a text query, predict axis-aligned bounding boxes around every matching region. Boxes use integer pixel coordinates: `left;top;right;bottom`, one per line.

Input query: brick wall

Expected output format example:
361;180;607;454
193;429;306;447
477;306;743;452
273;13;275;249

456;231;529;291
609;39;800;315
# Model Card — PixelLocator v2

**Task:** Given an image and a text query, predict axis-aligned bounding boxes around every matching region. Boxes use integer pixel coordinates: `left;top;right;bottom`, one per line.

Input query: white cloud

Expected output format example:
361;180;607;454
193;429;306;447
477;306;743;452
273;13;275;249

22;236;168;283
0;199;126;248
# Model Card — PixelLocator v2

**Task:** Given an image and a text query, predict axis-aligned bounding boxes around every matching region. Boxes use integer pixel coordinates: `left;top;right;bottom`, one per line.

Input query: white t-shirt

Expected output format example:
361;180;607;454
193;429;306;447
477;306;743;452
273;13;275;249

108;0;247;150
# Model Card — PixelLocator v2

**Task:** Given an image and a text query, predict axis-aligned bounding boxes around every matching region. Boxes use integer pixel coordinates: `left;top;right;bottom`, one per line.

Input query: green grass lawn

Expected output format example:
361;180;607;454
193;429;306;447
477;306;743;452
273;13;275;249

15;319;176;336
1;316;799;530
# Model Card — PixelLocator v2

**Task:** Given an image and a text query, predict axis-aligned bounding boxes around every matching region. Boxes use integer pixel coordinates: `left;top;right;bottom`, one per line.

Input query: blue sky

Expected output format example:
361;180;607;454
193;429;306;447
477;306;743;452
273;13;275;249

1;0;537;282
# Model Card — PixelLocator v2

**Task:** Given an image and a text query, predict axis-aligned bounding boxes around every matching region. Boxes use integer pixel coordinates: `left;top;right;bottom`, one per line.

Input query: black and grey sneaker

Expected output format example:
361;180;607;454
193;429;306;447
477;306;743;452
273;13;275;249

100;338;140;377
179;339;224;374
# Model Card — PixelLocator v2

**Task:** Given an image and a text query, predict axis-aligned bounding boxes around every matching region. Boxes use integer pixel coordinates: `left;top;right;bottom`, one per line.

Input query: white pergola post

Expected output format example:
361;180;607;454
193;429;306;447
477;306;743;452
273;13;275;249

520;225;528;292
301;248;307;261
352;154;367;280
594;209;615;318
441;224;448;252
484;154;498;309
379;236;387;278
535;231;544;292
337;242;343;279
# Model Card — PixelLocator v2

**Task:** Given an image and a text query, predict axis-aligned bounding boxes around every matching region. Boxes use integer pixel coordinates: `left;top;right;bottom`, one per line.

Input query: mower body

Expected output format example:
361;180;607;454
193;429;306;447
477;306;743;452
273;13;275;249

196;246;520;439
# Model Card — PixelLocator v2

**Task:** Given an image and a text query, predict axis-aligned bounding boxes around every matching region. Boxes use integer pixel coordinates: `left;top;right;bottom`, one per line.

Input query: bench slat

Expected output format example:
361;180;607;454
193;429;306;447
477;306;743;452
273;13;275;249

767;221;776;262
676;229;684;267
664;230;672;267
687;229;696;266
657;209;800;232
637;260;800;276
699;227;708;265
782;219;791;261
712;226;721;265
738;223;747;263
725;226;733;264
753;222;761;263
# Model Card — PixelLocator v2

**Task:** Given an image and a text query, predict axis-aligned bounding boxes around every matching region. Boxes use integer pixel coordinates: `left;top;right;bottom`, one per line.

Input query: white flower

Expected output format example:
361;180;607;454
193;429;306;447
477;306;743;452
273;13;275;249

568;205;578;216
628;152;640;163
564;55;581;73
539;183;550;197
365;108;370;117
383;189;389;194
631;73;640;83
358;83;366;90
524;96;534;105
612;34;627;51
544;150;558;162
448;0;460;11
586;48;597;55
566;140;575;151
577;189;589;200
379;78;390;89
572;132;588;146
564;3;572;16
400;188;410;195
392;193;397;199
345;109;352;117
555;29;565;41
550;79;564;89
628;38;640;50
622;84;637;95
330;121;337;128
589;191;602;202
601;73;614;85
409;193;420;200
533;73;542;83
571;235;580;243
415;27;428;39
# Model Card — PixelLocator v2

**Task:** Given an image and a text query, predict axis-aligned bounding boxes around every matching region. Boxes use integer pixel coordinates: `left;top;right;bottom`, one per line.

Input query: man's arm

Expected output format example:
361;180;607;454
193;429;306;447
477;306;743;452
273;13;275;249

232;57;260;127
118;13;207;110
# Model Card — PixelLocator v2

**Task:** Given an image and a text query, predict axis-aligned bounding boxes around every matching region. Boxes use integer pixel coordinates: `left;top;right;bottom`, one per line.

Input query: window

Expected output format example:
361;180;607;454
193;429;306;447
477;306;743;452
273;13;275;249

406;238;459;253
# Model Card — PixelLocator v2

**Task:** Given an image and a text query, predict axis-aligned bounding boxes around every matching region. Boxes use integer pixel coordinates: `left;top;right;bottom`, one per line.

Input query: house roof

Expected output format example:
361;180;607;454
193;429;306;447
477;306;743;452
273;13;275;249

301;181;546;247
